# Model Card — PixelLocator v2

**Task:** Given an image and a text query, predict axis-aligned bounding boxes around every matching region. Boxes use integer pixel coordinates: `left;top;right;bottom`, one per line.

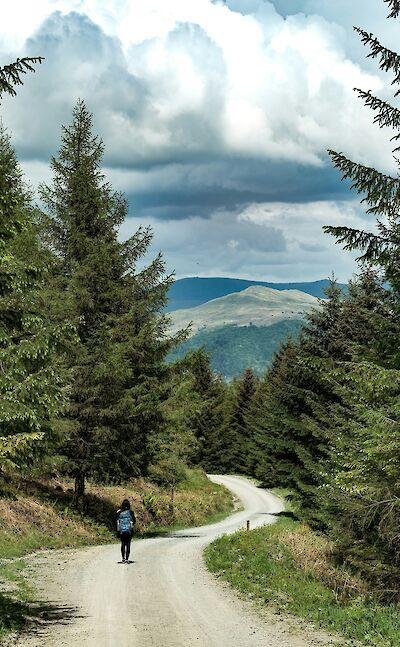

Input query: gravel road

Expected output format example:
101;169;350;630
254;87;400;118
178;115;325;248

18;476;338;647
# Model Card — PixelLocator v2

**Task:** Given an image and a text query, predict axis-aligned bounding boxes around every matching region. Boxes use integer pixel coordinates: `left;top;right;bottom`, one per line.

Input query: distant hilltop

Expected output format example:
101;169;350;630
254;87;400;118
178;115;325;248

169;285;319;336
166;276;345;312
167;277;346;379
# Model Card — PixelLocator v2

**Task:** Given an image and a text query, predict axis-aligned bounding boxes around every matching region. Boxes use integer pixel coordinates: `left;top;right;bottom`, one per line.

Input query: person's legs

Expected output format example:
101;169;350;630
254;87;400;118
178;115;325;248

121;533;129;561
125;533;132;561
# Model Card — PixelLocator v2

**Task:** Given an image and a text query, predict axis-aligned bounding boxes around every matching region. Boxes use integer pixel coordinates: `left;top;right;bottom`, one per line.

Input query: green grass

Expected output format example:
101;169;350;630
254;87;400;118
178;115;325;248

205;518;400;647
0;559;39;639
0;527;111;562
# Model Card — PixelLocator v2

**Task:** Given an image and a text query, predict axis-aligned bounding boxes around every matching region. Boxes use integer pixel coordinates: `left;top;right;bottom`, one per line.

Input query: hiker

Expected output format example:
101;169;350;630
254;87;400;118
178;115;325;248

117;499;136;563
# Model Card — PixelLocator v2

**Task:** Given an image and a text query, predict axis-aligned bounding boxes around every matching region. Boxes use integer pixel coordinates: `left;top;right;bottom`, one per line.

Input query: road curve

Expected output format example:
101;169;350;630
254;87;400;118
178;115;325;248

19;476;330;647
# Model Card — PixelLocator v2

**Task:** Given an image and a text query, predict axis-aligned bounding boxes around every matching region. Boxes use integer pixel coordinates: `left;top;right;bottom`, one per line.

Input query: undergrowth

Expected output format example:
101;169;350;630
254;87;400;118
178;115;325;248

205;518;400;647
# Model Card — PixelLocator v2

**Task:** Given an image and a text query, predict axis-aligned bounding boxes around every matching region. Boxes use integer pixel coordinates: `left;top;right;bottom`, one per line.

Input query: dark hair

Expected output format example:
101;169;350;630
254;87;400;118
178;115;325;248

121;499;130;511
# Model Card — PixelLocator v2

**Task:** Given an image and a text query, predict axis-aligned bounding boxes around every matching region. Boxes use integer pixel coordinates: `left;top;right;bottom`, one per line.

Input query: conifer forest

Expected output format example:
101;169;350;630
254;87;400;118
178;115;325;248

2;0;400;615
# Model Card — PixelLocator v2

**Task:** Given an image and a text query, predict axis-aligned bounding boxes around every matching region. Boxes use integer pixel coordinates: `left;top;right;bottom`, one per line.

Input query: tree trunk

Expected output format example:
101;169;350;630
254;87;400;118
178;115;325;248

73;471;86;512
169;485;175;519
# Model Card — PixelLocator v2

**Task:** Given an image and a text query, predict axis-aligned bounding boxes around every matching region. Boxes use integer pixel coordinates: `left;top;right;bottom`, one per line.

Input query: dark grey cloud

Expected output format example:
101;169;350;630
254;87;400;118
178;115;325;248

2;11;230;171
117;158;353;221
2;3;391;173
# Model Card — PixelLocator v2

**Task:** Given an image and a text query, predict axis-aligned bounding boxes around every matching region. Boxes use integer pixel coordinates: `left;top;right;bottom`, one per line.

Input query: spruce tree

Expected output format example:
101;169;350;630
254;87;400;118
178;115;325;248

113;227;182;482
41;101;180;499
248;276;387;520
316;0;400;594
40;101;130;499
0;124;70;470
222;368;258;474
147;360;198;513
0;56;71;471
324;0;400;294
184;349;227;472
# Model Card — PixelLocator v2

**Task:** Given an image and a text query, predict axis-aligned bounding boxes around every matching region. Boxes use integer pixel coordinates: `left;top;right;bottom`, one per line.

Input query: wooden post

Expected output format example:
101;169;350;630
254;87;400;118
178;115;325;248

246;520;250;531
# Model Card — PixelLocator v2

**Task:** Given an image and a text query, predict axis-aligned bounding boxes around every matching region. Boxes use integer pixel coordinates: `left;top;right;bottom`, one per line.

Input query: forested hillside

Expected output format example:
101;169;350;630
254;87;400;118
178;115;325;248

168;320;303;379
167;286;318;378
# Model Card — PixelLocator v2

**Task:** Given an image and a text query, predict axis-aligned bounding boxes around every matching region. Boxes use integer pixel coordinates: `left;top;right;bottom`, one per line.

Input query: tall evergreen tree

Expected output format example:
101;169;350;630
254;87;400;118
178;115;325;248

185;349;227;472
324;1;400;296
222;368;258;474
315;1;400;595
147;360;198;511
247;275;388;520
0;123;70;470
40;101;178;500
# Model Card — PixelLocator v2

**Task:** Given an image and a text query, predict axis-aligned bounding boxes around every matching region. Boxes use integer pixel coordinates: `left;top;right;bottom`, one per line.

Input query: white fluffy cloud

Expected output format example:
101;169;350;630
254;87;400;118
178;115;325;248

1;0;394;282
0;0;394;169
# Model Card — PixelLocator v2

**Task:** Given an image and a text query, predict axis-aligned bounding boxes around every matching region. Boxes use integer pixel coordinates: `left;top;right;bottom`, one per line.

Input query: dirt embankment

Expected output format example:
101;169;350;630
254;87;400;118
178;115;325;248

0;470;233;561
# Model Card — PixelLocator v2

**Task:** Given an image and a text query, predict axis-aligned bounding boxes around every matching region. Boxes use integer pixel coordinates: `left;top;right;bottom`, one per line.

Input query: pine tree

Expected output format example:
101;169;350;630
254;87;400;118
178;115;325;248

249;283;348;513
147;360;198;514
316;0;400;596
222;368;258;474
0;125;71;470
40;101;130;500
247;275;388;520
314;346;400;598
246;340;302;487
111;227;182;481
41;101;181;500
184;349;227;472
0;58;43;100
324;1;400;293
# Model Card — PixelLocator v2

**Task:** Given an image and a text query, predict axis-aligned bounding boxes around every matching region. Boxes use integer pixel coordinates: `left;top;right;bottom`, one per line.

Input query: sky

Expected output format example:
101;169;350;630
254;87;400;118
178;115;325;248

0;0;397;282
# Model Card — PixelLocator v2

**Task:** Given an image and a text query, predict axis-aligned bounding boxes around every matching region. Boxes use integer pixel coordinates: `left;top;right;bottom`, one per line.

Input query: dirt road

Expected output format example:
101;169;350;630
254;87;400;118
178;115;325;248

19;476;337;647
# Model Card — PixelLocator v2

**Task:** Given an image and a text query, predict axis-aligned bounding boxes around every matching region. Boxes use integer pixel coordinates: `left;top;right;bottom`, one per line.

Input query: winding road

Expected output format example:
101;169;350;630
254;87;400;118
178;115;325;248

20;476;335;647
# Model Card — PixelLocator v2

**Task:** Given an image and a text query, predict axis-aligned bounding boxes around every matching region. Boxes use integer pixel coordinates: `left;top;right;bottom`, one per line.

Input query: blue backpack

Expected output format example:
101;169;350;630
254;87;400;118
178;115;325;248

118;509;134;533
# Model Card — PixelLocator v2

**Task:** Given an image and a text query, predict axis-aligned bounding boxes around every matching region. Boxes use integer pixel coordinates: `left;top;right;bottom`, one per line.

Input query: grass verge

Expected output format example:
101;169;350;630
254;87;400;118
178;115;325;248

205;517;400;647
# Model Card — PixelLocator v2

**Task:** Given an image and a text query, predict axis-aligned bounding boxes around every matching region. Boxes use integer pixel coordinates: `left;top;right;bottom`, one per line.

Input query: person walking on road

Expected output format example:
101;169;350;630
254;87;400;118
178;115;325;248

117;499;136;564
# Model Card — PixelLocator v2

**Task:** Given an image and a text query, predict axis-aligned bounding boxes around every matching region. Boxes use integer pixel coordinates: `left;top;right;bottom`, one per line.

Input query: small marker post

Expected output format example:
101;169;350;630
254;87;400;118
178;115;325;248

246;520;250;531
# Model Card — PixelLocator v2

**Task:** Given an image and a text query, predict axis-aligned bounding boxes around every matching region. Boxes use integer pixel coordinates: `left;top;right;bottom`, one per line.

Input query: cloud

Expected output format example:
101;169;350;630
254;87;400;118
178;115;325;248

0;1;394;171
119;199;371;281
1;12;151;165
271;0;400;74
103;157;353;220
0;1;394;283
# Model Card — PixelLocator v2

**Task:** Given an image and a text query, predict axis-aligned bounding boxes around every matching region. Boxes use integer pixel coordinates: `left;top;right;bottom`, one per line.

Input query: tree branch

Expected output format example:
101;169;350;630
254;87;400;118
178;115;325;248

0;57;44;101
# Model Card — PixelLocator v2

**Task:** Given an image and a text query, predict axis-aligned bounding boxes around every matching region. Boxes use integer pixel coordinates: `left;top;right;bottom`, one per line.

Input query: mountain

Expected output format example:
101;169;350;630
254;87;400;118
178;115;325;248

168;320;304;380
166;276;345;311
168;285;319;336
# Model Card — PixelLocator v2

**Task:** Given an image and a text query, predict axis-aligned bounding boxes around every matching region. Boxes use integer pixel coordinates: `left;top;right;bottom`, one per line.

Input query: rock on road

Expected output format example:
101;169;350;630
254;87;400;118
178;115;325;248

18;476;337;647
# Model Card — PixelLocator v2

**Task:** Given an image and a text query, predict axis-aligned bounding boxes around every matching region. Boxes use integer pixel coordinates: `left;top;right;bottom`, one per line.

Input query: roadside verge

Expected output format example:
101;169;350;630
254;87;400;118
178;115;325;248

205;496;400;647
